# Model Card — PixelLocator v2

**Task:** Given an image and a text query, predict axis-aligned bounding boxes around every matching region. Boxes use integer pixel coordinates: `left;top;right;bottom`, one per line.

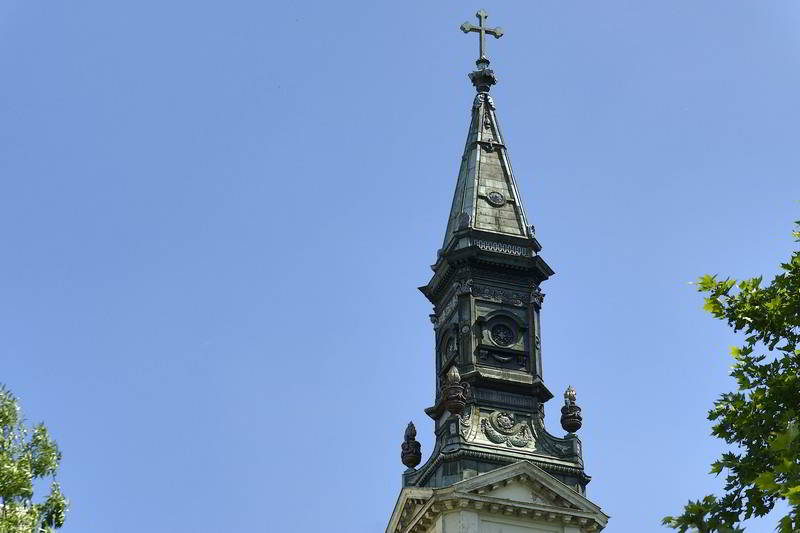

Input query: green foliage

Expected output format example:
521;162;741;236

663;221;800;532
0;385;68;533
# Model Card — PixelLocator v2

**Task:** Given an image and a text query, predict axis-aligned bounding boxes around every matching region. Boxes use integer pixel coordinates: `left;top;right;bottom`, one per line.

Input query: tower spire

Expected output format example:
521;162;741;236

408;10;588;494
438;13;539;258
386;13;608;532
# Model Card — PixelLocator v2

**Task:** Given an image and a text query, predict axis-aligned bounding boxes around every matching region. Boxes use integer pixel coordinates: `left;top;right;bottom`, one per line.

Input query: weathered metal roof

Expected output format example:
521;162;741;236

441;89;532;252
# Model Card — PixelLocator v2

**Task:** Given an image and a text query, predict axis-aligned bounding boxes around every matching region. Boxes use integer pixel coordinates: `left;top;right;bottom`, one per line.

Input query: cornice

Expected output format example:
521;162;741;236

394;477;606;533
410;446;587;488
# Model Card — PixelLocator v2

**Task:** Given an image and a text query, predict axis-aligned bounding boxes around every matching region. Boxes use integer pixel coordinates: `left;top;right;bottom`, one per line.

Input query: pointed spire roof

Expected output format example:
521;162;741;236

440;73;534;252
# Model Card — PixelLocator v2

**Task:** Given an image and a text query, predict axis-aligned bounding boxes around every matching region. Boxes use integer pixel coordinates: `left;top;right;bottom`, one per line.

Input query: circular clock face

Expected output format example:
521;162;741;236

490;324;515;346
487;191;506;207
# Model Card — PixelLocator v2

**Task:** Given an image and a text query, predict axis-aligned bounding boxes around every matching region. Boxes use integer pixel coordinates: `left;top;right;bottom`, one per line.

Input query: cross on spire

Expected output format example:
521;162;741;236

460;9;504;69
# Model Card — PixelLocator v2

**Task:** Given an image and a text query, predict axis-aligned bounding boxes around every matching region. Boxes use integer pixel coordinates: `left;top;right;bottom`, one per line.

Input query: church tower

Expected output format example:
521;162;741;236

387;11;608;533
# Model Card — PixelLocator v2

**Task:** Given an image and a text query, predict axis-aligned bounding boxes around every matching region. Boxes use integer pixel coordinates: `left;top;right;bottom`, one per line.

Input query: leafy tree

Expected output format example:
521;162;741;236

0;385;68;533
663;221;800;533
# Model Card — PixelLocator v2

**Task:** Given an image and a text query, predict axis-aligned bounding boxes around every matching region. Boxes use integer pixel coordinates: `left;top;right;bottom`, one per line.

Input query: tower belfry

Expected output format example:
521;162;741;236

386;10;608;533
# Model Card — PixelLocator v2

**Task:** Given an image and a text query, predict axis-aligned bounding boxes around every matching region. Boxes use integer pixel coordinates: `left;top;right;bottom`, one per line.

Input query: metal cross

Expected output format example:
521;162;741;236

460;9;503;67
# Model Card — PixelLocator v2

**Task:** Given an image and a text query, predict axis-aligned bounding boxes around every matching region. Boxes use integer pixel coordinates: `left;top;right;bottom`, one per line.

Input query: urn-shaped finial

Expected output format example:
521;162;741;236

564;385;576;404
401;421;422;469
560;385;583;434
442;366;467;415
446;365;461;384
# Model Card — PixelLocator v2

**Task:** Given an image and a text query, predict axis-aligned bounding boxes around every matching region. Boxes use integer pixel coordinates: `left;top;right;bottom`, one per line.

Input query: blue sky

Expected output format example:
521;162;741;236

1;2;799;532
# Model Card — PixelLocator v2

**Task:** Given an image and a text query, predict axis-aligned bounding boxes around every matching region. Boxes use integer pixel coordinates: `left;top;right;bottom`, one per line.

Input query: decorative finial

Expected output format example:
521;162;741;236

446;365;461;384
401;421;422;469
560;385;583;434
564;385;576;405
460;9;503;93
442;366;467;415
460;9;503;69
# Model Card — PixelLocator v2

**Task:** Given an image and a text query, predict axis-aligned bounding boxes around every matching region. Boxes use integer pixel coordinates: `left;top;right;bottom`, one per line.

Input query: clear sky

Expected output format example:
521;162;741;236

1;2;799;532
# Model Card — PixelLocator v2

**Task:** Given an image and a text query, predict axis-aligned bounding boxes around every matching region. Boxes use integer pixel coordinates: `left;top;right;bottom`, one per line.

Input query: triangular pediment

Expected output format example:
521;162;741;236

449;460;601;515
474;479;555;507
385;487;433;533
386;461;608;533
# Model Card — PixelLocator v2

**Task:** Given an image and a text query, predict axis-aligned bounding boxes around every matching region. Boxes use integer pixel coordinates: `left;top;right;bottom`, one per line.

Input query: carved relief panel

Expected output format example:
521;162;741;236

459;406;535;450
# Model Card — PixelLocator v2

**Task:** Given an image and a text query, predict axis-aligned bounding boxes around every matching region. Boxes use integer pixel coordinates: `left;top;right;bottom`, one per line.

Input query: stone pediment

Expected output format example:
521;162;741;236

452;462;594;513
386;461;608;533
472;479;562;507
386;487;434;533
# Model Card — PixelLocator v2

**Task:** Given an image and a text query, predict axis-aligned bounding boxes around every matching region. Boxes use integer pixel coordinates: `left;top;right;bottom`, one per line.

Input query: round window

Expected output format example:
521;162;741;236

490;324;515;346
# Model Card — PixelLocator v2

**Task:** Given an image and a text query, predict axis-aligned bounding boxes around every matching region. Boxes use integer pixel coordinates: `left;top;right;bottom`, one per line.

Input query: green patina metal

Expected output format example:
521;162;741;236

400;10;591;495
